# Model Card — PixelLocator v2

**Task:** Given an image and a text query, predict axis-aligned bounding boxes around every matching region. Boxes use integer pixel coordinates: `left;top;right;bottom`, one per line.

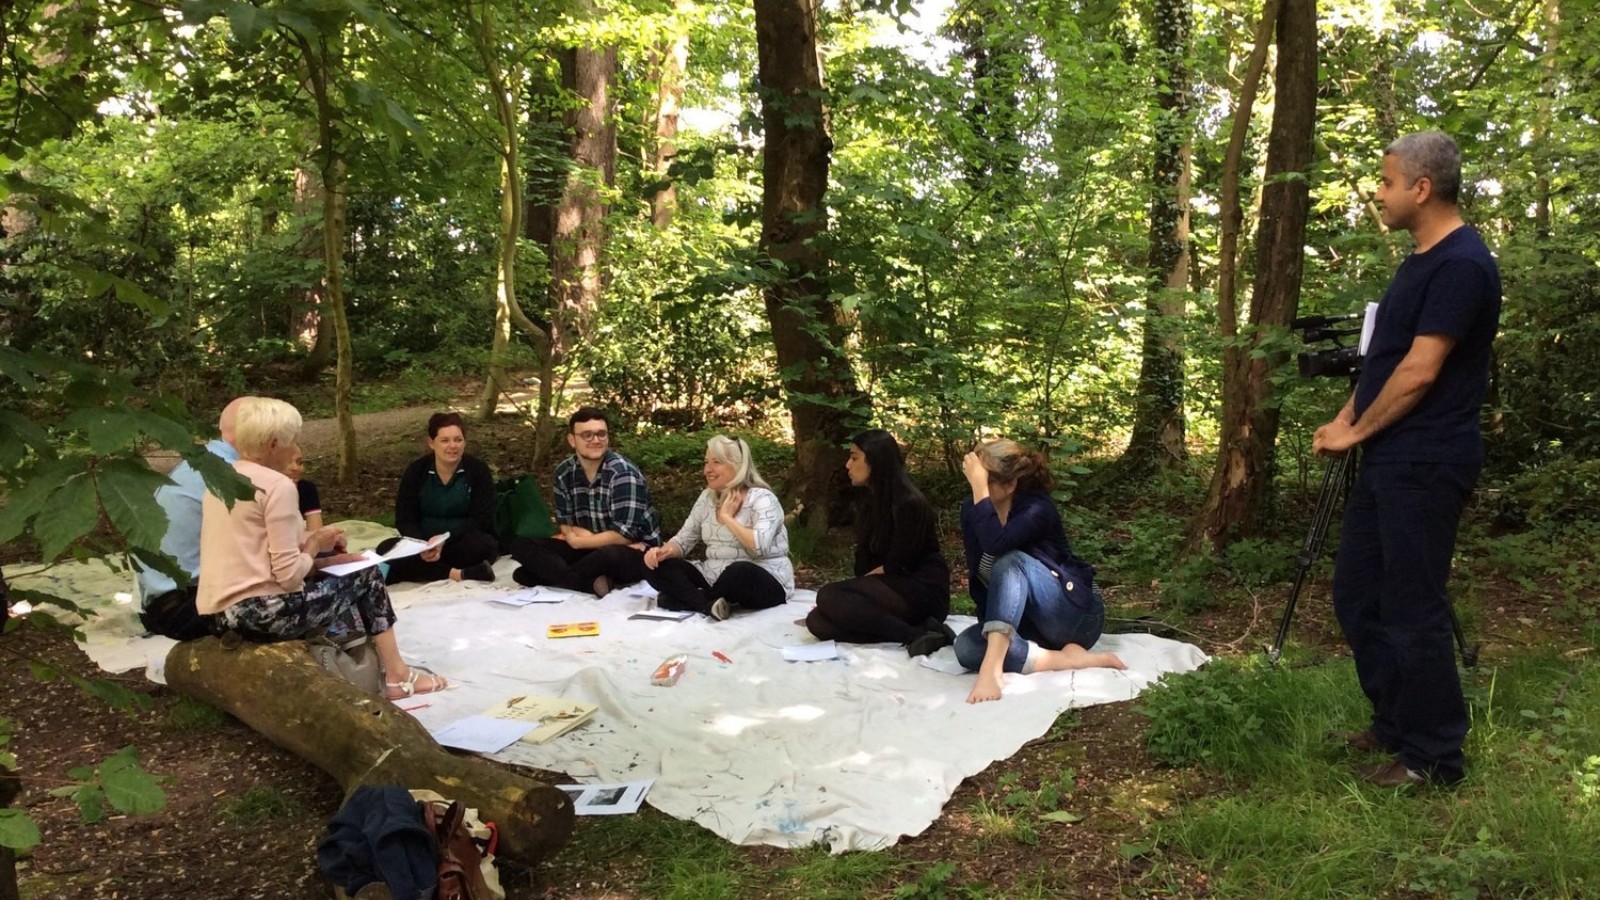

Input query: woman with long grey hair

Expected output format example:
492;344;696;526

641;435;794;620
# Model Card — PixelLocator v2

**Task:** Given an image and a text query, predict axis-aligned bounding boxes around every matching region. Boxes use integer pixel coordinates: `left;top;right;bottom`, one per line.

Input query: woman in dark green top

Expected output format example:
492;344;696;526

381;412;499;584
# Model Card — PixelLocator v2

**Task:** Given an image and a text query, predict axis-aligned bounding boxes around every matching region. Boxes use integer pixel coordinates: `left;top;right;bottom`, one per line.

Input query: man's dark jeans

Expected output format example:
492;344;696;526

1333;459;1479;785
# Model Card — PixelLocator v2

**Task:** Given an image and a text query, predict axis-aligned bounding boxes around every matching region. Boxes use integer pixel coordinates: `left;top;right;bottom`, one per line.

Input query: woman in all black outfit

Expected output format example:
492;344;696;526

381;412;499;584
805;429;953;655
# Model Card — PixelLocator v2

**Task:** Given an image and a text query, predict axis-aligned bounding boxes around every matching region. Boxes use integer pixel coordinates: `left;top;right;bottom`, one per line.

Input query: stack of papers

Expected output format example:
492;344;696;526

484;695;598;744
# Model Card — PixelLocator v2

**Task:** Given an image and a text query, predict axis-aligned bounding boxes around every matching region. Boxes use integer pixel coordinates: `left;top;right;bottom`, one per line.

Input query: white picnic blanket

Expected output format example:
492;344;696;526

10;521;1208;852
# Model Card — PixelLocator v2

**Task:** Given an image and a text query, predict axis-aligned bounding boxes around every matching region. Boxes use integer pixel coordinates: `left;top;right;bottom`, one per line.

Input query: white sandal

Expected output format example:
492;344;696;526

385;667;448;699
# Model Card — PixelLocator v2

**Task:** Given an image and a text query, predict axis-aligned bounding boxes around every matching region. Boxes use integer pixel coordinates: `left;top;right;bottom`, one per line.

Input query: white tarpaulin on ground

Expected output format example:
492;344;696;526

13;521;1208;852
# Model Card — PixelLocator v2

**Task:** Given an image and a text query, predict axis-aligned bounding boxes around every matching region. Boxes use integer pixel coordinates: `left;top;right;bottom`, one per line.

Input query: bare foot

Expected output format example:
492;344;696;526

1036;643;1127;672
448;568;463;581
966;670;1004;704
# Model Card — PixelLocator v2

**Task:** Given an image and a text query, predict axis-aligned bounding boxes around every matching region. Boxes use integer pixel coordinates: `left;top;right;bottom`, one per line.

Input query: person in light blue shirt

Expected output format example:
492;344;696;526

136;397;247;638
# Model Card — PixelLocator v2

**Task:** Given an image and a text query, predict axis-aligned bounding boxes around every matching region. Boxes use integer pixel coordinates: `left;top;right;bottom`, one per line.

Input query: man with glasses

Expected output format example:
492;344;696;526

510;407;662;596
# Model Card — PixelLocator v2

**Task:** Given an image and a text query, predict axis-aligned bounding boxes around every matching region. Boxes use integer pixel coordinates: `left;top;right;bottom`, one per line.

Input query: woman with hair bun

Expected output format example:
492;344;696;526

382;411;500;584
640;435;793;620
806;429;953;654
956;440;1125;703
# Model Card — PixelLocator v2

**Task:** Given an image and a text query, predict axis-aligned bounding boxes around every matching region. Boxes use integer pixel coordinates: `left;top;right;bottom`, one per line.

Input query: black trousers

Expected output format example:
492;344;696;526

806;574;949;645
509;538;649;593
379;531;499;585
1332;460;1477;785
646;559;786;614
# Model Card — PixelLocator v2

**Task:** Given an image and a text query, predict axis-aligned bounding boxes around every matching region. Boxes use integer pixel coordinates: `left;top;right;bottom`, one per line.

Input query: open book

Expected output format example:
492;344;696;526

321;532;449;577
484;695;598;744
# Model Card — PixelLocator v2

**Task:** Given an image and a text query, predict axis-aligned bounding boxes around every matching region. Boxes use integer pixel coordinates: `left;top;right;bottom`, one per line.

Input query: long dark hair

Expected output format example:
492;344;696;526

853;429;925;553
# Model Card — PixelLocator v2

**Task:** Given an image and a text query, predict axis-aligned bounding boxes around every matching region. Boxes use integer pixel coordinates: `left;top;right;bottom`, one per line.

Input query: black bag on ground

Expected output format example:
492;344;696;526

138;588;222;641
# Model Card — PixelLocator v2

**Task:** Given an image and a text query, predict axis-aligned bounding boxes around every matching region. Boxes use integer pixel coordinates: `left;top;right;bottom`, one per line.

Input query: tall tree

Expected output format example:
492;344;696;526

1121;0;1194;474
754;0;869;528
536;13;618;464
1195;0;1318;551
647;1;692;228
465;0;555;421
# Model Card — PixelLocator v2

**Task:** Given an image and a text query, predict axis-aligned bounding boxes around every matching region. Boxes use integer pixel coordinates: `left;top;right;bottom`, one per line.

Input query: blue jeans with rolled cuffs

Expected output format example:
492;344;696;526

953;551;1106;673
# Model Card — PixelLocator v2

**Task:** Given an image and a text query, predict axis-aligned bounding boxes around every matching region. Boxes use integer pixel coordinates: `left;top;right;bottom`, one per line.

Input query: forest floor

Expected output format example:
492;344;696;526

1;385;1563;898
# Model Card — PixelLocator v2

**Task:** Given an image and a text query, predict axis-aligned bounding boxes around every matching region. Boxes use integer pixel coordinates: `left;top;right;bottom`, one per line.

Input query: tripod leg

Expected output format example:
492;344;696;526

1269;451;1351;665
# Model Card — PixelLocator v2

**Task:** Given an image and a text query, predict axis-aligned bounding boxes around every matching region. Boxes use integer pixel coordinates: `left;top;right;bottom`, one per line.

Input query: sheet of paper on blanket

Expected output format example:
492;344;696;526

782;640;839;662
628;607;695;621
431;714;536;753
488;587;564;607
322;533;449;577
558;780;653;816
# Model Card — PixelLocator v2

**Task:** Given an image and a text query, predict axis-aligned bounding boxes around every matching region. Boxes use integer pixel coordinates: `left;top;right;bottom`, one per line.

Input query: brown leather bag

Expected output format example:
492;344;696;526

421;800;492;900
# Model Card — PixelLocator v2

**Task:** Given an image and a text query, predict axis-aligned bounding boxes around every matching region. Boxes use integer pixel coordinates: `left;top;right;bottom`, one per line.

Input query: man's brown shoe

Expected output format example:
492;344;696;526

1357;757;1425;787
1331;728;1388;753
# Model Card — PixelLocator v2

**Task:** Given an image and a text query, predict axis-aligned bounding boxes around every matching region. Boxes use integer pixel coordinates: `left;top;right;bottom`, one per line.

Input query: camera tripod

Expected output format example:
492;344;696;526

1268;447;1480;669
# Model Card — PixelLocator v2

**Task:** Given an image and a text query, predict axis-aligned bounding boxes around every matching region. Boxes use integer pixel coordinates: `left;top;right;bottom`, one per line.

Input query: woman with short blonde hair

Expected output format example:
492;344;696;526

197;398;447;699
639;435;793;620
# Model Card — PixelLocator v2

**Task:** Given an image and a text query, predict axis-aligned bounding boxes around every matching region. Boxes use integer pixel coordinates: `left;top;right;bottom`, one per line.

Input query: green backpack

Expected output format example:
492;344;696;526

494;475;556;551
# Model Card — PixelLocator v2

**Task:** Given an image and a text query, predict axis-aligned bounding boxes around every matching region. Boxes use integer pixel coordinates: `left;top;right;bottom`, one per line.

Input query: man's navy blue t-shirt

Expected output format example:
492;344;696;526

1355;225;1502;465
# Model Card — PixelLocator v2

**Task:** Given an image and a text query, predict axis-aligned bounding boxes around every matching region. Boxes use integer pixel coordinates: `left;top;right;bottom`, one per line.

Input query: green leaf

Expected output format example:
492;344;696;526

1039;810;1082;824
191;450;254;508
33;473;102;561
0;408;54;460
0;346;41;389
70;783;107;823
0;809;42;850
128;547;191;592
0;458;81;544
97;459;172;551
7;588;92;618
227;2;268;46
99;748;166;816
67;671;150;713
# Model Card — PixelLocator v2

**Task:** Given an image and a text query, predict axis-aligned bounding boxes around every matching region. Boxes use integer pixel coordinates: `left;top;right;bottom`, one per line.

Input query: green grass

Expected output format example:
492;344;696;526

162;695;228;731
217;785;304;825
1145;651;1600;898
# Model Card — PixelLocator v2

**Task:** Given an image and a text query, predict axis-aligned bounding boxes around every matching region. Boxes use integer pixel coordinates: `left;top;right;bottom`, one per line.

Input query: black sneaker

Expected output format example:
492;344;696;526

462;562;496;583
906;627;953;658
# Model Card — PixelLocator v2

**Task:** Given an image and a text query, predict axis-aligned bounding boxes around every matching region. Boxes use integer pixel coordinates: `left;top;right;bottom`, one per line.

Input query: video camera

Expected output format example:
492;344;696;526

1294;312;1363;379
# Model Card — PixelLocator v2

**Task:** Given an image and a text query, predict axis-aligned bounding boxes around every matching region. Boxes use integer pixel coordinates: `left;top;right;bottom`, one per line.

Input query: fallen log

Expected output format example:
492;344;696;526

165;636;574;863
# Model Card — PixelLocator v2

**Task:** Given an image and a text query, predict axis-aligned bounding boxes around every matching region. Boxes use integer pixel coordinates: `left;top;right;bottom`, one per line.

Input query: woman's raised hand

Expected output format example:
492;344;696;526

962;452;988;488
717;488;747;523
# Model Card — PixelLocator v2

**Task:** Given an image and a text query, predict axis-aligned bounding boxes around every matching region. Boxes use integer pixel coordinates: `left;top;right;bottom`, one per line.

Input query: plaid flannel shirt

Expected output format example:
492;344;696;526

552;450;662;546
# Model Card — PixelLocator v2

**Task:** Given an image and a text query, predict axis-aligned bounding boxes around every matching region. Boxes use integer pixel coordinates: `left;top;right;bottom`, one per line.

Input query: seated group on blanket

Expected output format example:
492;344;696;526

138;399;1121;704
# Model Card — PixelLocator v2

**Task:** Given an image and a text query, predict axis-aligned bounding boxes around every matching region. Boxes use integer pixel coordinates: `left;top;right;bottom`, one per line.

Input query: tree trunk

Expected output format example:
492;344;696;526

549;33;617;368
293;163;335;378
164;639;574;864
295;30;359;484
1121;0;1194;475
1194;0;1317;552
470;1;552;421
755;0;870;531
648;9;690;228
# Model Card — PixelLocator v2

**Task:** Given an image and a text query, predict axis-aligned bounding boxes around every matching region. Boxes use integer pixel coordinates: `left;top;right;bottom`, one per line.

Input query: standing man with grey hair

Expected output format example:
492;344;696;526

1313;131;1502;787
